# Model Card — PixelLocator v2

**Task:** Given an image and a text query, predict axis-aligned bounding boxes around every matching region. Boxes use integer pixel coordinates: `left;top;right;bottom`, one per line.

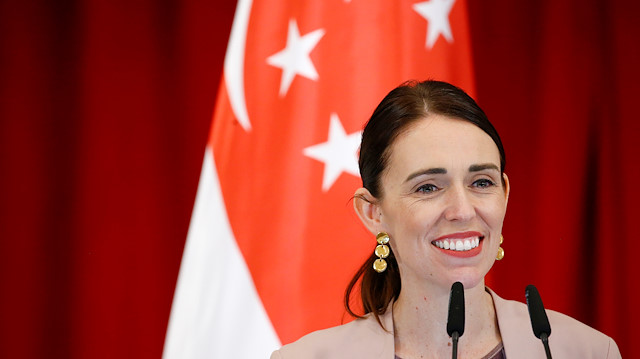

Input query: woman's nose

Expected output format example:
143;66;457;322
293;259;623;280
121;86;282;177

443;186;475;222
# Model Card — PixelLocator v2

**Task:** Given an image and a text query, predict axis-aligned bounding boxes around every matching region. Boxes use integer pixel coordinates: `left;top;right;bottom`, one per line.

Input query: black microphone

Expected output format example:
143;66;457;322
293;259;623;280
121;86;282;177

447;281;465;359
525;284;553;359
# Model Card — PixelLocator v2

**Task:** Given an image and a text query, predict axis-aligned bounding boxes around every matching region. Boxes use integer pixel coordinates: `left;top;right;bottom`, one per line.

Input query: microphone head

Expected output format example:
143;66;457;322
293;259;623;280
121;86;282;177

447;281;465;337
525;284;552;339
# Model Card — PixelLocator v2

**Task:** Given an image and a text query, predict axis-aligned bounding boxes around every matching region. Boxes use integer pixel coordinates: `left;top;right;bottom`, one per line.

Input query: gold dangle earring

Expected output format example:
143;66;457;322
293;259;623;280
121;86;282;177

496;234;505;260
373;232;390;273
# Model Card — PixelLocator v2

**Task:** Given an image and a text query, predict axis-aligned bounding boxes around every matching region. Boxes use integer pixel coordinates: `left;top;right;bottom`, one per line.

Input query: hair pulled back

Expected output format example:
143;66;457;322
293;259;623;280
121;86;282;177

344;80;506;327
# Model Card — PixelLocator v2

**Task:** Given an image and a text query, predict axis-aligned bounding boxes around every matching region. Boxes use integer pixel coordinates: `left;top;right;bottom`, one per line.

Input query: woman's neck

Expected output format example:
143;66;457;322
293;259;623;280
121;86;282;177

392;282;501;359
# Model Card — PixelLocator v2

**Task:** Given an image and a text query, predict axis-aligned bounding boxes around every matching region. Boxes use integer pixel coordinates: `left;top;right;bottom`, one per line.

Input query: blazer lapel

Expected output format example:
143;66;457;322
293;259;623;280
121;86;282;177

490;288;547;359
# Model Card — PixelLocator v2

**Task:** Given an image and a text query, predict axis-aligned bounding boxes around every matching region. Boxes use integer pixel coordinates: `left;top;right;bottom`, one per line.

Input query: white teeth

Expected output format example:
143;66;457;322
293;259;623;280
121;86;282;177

464;240;471;250
432;237;481;252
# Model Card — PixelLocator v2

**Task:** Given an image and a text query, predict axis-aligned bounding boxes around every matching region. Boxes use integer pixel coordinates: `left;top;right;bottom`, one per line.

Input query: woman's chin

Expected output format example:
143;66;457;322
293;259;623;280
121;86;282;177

441;269;486;291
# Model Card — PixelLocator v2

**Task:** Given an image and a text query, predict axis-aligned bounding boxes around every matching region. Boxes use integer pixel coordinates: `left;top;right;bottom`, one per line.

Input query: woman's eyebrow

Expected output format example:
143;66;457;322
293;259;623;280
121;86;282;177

404;164;499;183
469;163;500;172
405;167;447;182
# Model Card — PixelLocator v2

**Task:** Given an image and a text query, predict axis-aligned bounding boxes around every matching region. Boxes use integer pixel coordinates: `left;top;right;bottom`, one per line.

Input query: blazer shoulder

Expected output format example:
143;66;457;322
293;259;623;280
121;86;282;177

545;308;622;358
492;291;621;358
271;314;393;359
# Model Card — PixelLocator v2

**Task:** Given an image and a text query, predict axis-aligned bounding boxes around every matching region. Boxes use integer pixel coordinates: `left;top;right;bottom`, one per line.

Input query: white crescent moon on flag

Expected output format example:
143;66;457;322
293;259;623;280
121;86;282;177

224;0;253;132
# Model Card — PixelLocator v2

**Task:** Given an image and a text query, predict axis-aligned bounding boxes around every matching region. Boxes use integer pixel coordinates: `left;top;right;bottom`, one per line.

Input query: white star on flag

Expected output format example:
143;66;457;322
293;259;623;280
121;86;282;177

303;113;362;192
413;0;456;49
267;19;325;97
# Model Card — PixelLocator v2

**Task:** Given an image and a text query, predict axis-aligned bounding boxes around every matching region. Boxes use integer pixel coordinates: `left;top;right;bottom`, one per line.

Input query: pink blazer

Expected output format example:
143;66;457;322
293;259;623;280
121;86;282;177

271;289;621;358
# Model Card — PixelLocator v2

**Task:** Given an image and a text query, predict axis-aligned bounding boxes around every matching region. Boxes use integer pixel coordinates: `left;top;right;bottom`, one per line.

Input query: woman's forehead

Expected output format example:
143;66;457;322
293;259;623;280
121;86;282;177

385;115;500;175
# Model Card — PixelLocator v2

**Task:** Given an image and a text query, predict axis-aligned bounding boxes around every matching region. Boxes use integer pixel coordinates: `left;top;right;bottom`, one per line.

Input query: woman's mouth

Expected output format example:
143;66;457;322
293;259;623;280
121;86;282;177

432;237;480;251
431;233;484;258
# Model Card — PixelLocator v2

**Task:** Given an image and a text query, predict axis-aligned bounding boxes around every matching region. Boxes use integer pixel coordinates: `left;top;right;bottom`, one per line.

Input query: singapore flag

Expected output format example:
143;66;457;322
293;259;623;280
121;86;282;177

164;0;475;357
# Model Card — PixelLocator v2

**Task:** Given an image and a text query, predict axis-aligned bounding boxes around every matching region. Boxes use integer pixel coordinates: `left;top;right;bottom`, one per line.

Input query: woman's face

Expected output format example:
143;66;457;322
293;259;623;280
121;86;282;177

377;114;509;291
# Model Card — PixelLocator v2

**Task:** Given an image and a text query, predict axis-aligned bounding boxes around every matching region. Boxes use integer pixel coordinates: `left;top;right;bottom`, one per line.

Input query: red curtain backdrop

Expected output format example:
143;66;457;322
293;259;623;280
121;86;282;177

0;0;638;358
0;1;236;358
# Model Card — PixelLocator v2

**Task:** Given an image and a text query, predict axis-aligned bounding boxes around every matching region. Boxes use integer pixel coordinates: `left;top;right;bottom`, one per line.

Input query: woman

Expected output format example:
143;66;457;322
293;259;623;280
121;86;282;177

271;80;621;358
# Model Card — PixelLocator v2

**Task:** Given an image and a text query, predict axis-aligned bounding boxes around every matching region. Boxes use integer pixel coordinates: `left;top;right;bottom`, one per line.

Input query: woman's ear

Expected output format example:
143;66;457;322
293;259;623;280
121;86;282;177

353;187;382;235
502;172;510;206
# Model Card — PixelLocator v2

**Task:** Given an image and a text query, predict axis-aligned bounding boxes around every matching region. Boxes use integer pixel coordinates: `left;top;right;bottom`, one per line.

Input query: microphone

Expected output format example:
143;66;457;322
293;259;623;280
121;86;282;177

525;285;552;359
447;281;465;359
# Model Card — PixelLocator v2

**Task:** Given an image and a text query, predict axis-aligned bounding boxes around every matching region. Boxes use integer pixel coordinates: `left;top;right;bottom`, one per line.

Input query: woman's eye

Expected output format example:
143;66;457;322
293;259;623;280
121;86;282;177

472;178;496;188
417;184;439;193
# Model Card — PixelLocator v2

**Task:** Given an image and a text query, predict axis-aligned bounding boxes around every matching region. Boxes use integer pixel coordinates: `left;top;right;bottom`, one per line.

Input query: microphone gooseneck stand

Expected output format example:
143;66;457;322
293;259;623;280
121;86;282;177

446;282;465;359
539;332;552;359
451;331;460;359
525;284;553;359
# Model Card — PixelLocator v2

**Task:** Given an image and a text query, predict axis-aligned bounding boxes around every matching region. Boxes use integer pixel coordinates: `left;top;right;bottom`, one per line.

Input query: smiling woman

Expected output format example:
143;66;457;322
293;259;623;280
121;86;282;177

270;80;622;359
369;115;508;291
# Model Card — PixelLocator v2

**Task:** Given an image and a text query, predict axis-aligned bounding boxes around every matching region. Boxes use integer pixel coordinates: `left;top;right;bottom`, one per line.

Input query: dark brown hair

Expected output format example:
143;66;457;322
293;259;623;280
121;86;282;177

344;80;506;327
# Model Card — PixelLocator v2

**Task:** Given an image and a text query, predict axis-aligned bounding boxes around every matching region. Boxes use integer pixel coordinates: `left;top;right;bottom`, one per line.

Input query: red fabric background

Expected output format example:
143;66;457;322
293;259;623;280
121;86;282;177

0;0;236;357
0;0;637;358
